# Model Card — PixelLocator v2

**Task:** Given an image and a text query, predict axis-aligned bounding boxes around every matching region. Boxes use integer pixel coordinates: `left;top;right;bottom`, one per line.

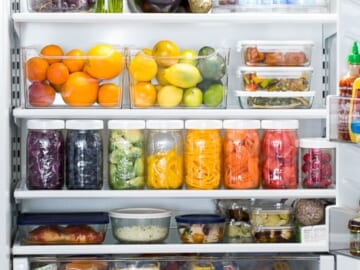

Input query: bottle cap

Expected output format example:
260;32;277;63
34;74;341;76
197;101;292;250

348;42;360;64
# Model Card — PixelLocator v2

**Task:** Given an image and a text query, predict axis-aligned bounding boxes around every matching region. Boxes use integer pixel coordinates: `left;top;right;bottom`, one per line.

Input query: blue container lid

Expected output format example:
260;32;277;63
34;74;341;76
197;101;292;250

17;212;109;225
175;214;225;224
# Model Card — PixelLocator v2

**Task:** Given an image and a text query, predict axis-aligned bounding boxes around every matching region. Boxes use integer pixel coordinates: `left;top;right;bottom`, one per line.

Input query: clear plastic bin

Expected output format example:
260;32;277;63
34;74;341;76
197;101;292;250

252;224;296;243
250;202;294;227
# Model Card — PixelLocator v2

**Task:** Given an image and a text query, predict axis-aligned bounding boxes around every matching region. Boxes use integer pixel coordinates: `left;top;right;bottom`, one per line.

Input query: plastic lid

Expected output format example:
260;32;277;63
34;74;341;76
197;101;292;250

175;214;225;224
251;202;292;214
27;120;64;130
348;42;360;65
108;120;145;130
185;120;223;129
223;120;260;129
146;120;184;130
66;120;103;130
299;137;336;148
351;120;360;134
261;120;299;130
17;212;109;225
109;208;172;219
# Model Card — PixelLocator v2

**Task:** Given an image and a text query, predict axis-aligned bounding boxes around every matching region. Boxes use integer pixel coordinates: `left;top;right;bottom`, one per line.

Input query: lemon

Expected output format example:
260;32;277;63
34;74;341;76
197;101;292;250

164;63;202;88
157;85;183;108
129;52;158;82
156;67;169;85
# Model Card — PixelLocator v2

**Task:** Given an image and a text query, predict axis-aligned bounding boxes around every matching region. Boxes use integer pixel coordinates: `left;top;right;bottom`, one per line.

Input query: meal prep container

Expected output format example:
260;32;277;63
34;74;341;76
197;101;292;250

225;221;252;240
17;212;109;245
175;214;225;243
252;224;296;243
109;208;171;243
250;202;294;227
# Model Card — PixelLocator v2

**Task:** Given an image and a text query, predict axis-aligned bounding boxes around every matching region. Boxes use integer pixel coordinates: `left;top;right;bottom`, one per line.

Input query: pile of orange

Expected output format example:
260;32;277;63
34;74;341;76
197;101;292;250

25;43;125;107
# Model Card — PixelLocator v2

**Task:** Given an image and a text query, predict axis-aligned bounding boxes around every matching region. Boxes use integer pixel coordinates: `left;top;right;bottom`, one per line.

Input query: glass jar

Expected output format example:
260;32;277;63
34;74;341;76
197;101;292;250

261;120;299;189
300;138;336;189
223;120;260;189
65;120;103;190
146;120;184;189
108;120;145;190
26;120;64;190
184;120;222;189
349;217;360;256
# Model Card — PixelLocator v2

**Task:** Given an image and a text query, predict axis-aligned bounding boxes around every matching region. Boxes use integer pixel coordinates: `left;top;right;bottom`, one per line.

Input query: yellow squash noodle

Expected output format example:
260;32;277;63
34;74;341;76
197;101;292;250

185;130;222;189
147;146;183;189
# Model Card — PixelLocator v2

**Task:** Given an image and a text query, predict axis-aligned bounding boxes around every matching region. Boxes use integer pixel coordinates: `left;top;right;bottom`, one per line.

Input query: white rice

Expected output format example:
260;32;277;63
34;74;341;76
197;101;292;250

115;225;168;242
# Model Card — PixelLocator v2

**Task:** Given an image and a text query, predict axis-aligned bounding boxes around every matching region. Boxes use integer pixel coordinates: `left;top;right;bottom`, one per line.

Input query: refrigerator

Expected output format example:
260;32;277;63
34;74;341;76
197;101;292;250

1;0;359;269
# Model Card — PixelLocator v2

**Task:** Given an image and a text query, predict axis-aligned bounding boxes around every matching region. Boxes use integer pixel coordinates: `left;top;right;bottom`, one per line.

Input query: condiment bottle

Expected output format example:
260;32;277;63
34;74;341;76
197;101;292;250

261;120;299;189
146;120;184;189
348;77;360;143
223;120;260;189
349;217;360;256
184;120;222;189
108;120;145;190
26;120;65;190
65;120;103;190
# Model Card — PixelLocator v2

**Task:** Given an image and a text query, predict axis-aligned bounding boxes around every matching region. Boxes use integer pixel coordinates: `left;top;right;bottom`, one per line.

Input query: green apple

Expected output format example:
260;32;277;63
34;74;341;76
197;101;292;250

183;87;203;107
179;49;198;66
203;83;225;108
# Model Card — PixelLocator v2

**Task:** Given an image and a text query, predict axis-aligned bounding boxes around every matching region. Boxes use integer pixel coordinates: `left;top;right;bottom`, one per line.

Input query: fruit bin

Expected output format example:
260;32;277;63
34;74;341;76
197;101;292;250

127;45;229;109
21;44;126;108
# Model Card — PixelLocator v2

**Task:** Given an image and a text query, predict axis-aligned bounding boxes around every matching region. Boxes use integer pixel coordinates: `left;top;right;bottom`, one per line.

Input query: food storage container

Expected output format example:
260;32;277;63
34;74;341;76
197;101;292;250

225;221;252;240
250;202;294;227
109;208;171;243
27;0;96;12
128;45;228;109
26;120;65;190
113;261;160;270
239;67;313;92
108;120;145;190
300;138;336;189
252;224;296;243
349;217;360;256
235;90;315;109
237;40;313;66
184;120;222;189
175;214;225;243
22;45;125;108
65;120;103;190
261;120;299;189
17;212;108;245
223;120;260;189
128;0;181;12
216;199;253;222
146;120;184;189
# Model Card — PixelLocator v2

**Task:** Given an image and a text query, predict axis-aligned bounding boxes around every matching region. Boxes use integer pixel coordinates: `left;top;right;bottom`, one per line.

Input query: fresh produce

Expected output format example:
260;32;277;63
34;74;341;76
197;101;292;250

197;46;226;80
157;85;183;108
95;0;123;12
188;0;212;13
28;81;56;107
203;83;225;107
179;49;198;65
164;63;202;88
29;0;96;12
182;87;203;107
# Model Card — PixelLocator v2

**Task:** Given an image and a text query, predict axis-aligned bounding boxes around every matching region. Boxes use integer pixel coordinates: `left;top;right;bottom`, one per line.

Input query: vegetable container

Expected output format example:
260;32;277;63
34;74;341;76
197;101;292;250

252;224;296;243
237;40;314;67
17;212;109;245
128;46;228;109
22;45;125;108
26;120;65;190
299;138;336;189
225;220;252;240
146;120;184;189
27;0;96;12
175;214;225;243
238;67;313;92
108;120;145;190
109;208;172;243
250;202;294;227
184;120;222;189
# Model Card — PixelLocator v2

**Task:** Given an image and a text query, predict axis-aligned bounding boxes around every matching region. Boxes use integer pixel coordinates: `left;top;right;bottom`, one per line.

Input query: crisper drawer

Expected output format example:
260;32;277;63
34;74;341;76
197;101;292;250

13;254;334;270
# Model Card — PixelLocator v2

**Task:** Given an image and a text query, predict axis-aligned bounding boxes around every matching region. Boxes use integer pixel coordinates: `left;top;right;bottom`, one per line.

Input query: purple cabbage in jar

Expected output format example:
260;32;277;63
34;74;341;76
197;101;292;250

26;129;64;190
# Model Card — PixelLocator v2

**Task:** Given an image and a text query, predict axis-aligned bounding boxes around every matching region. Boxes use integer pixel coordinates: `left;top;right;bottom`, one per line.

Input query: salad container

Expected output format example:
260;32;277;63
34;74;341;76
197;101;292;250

250;202;294;227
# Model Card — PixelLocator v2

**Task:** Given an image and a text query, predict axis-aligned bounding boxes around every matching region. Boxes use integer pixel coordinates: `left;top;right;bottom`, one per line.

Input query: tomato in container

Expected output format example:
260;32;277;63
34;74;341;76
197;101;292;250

261;120;299;189
223;120;260;189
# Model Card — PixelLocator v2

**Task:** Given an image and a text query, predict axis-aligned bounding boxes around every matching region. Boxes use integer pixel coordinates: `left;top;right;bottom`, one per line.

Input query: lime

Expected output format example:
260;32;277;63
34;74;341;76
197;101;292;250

183;87;203;107
203;83;225;108
197;79;222;92
179;49;198;66
197;46;226;80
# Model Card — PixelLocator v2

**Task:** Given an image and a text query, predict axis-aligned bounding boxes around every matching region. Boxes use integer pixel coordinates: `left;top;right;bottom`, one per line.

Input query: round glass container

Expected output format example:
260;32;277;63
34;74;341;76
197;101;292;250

184;120;222;189
300;138;336;189
108;120;145;190
223;120;260;189
65;120;103;190
146;120;184;189
349;217;360;256
261;120;299;189
26;120;65;190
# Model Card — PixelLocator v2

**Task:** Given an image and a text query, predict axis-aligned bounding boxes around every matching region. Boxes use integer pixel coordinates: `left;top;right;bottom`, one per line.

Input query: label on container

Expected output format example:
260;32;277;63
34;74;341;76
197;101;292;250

299;224;326;243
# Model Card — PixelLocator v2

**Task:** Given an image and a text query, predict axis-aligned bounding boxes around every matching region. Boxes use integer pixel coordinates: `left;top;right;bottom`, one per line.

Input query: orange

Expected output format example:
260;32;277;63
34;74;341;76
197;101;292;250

63;48;86;73
152;40;180;67
129;52;158;82
25;56;49;82
97;83;121;107
46;62;69;85
61;71;99;107
40;44;64;64
131;81;157;108
84;44;125;80
28;81;56;107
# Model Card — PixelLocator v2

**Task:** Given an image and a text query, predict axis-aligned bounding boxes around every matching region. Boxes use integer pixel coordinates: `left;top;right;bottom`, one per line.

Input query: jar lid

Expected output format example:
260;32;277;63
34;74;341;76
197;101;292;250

299;137;336;148
66;120;103;130
108;120;145;130
349;217;360;230
146;120;184;129
27;120;64;130
223;120;260;130
261;120;299;130
185;120;222;129
109;208;171;219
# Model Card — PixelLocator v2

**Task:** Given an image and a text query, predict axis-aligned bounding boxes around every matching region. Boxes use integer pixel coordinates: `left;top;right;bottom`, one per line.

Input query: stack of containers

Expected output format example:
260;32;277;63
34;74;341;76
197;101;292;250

235;40;315;109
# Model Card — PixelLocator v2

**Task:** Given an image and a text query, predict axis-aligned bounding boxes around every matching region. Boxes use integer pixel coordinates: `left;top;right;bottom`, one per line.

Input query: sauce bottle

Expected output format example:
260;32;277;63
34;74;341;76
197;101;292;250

348;77;360;143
